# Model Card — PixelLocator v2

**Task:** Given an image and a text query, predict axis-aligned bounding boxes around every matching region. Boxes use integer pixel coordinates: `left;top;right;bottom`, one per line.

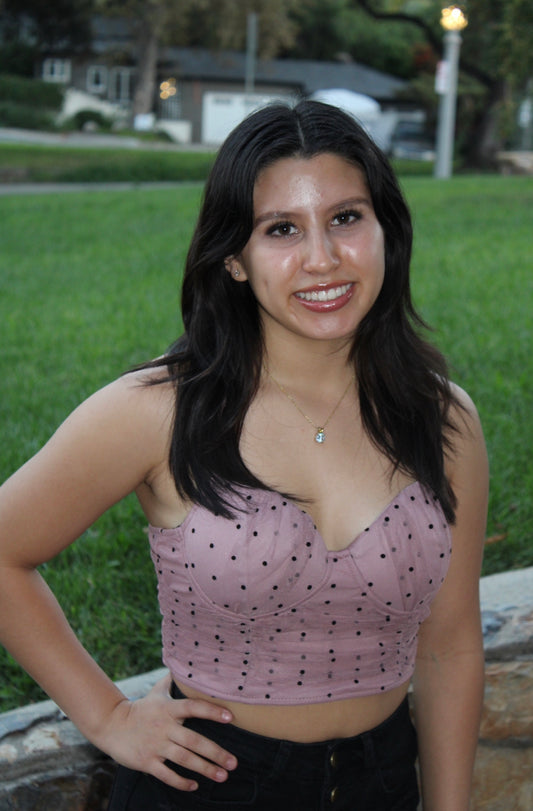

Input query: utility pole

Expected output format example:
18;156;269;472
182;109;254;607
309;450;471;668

245;12;258;95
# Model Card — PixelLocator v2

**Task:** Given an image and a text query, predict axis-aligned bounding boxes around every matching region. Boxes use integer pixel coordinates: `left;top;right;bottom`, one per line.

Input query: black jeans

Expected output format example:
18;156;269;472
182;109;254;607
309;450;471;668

107;684;419;811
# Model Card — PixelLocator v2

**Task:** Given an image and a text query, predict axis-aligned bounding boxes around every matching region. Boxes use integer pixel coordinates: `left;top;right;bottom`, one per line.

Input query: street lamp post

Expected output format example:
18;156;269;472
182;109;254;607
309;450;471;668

434;6;468;179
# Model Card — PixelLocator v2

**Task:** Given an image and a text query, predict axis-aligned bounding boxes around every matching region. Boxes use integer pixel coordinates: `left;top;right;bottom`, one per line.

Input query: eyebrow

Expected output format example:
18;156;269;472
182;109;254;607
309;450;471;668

253;196;372;227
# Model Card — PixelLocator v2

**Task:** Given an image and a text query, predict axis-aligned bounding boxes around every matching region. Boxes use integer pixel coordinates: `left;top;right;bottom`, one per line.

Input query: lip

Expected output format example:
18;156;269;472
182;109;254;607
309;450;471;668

294;282;354;312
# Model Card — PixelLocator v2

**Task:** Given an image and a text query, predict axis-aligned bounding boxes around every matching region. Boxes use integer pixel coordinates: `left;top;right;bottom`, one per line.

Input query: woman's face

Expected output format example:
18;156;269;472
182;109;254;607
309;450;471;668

229;153;385;352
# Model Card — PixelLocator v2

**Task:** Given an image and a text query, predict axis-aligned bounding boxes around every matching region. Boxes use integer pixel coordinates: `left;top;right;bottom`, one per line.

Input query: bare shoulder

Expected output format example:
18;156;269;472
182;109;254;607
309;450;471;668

59;366;175;455
0;367;177;565
445;381;488;491
448;380;481;429
85;365;175;418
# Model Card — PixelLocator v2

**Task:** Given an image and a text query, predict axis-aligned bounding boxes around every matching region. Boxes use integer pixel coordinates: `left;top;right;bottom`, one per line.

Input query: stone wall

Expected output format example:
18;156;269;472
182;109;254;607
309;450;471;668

1;568;532;810
471;567;533;810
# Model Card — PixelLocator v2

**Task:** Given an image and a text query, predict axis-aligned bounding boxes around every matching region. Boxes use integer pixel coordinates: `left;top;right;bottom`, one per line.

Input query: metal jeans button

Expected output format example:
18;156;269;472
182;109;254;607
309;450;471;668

329;751;338;769
330;785;339;803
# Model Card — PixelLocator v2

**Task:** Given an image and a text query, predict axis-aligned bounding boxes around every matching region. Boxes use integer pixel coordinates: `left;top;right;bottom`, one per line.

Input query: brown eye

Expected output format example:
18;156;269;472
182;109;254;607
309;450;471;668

333;210;360;226
268;222;297;237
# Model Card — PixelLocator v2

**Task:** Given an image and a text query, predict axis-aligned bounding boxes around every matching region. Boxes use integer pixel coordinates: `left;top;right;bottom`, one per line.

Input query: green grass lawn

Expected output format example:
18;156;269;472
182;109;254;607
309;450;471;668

0;175;531;711
0;142;216;183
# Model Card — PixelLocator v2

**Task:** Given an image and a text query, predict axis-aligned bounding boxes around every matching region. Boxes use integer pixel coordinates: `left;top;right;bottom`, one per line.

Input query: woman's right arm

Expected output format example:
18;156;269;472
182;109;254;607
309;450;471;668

0;374;237;791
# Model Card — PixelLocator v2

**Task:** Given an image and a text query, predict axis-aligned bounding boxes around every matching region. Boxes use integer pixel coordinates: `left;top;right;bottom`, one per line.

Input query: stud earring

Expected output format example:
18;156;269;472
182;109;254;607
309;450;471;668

233;269;240;277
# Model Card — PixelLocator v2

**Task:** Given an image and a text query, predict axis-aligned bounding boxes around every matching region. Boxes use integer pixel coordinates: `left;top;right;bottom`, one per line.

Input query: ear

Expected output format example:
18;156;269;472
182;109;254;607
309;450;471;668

224;256;248;282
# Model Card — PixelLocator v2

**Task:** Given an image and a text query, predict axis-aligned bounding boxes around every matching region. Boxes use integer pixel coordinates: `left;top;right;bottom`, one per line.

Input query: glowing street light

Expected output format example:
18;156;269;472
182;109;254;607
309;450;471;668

441;6;468;31
434;6;468;178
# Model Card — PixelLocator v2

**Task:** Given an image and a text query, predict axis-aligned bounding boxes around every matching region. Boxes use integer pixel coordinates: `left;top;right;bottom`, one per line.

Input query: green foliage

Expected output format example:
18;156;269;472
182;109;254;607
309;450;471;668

0;42;37;77
0;75;61;134
0;143;216;183
70;108;114;131
0;73;64;109
0;101;55;130
0;0;93;51
96;0;305;59
499;0;533;97
287;0;425;77
0;175;531;712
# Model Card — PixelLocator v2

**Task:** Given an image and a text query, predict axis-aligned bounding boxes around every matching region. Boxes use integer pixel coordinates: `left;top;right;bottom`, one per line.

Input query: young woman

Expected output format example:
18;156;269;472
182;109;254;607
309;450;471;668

0;101;488;810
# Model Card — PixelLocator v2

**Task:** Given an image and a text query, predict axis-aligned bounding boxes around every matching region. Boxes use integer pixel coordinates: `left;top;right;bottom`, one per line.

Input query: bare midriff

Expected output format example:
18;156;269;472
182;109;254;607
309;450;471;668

174;678;410;742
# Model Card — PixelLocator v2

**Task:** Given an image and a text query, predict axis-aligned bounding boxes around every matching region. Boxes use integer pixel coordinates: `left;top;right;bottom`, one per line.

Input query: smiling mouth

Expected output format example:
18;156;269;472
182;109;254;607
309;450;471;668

295;283;353;303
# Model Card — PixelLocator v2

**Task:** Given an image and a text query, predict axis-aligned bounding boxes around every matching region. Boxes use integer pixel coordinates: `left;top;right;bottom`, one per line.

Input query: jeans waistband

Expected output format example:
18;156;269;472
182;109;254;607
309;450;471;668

170;681;411;772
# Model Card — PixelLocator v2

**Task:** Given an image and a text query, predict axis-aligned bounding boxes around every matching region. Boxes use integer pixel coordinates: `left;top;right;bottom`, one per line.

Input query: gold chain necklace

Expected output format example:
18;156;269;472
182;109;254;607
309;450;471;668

267;371;354;444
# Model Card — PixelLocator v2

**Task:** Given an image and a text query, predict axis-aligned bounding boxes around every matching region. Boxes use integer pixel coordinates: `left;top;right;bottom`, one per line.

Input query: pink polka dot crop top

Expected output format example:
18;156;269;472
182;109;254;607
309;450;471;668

149;481;451;705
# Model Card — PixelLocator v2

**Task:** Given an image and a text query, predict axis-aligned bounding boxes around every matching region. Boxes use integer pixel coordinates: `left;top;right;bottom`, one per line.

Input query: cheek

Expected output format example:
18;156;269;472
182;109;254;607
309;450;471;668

367;228;386;279
243;250;298;294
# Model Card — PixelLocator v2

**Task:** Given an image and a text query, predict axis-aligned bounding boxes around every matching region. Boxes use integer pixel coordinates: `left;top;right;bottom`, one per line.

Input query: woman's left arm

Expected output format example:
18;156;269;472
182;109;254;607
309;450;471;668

413;388;489;811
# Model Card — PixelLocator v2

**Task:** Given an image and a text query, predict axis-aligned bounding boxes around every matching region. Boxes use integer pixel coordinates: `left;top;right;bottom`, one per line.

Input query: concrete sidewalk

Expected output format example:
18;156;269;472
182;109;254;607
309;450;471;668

0;126;212;150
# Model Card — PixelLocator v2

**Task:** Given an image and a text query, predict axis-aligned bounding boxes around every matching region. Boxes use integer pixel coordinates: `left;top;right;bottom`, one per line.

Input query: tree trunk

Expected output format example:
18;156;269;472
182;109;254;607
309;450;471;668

465;79;507;168
132;22;159;118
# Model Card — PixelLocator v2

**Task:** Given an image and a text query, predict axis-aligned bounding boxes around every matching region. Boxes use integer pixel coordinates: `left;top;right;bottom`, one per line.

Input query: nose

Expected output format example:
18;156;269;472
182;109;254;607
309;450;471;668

301;229;340;275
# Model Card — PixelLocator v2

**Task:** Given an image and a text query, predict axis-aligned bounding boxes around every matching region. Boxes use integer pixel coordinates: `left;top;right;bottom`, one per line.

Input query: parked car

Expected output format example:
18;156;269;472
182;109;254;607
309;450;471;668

389;121;435;161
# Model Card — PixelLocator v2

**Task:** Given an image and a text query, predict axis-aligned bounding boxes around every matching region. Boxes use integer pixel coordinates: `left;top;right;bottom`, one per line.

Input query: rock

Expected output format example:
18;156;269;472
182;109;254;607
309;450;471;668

480;661;533;742
472;744;533;810
0;761;115;811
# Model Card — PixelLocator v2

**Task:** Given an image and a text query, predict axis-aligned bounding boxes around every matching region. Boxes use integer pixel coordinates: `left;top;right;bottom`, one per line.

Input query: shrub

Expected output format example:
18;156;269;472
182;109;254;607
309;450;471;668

71;108;113;131
0;43;36;77
0;101;54;130
0;72;63;110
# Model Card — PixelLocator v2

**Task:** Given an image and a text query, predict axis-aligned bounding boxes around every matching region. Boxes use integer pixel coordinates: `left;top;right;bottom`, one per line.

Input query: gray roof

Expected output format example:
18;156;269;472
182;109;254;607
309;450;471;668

162;46;408;103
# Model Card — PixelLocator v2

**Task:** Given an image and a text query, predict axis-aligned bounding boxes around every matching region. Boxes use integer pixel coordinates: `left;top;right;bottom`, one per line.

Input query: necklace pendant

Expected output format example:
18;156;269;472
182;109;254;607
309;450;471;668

314;428;326;444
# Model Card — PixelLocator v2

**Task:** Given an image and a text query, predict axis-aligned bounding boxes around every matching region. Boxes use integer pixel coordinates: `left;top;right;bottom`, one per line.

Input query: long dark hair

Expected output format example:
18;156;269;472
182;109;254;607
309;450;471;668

138;100;460;522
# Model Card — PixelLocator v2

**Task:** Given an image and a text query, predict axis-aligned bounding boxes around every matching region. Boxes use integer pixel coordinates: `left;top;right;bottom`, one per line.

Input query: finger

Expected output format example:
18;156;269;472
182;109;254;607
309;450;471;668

166;743;234;785
172;696;234;725
150;758;199;792
168;726;238;776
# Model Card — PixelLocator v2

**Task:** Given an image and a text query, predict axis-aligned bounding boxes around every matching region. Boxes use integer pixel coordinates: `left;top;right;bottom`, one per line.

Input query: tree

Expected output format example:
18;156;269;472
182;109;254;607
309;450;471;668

0;0;93;51
96;0;305;118
351;0;533;166
284;0;427;78
181;0;303;59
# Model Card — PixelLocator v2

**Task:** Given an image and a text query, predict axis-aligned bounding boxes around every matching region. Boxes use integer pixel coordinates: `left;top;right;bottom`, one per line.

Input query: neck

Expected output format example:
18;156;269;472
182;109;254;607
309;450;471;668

262;333;354;390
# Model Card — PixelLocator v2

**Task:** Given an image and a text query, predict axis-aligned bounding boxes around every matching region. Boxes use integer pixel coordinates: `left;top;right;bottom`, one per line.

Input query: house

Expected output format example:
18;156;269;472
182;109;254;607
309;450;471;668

39;16;418;147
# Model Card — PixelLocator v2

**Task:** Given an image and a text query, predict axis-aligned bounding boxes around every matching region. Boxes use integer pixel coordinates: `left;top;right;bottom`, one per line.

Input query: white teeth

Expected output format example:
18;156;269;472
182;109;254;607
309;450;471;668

296;284;351;303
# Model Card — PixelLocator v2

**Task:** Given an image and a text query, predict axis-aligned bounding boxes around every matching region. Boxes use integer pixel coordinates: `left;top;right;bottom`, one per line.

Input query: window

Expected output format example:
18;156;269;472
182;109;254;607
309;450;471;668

87;66;108;95
109;67;135;102
42;58;71;84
